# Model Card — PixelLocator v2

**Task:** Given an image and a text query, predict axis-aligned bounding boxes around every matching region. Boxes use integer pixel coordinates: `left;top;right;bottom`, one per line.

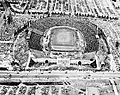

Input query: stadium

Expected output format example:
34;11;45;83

0;0;120;95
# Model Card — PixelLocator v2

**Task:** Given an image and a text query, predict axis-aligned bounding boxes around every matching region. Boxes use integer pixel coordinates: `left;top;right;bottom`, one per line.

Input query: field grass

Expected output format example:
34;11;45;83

30;16;102;53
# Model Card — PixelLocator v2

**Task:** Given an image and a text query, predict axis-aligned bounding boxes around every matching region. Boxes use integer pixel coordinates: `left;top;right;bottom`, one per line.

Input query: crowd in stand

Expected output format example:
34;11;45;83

30;17;100;53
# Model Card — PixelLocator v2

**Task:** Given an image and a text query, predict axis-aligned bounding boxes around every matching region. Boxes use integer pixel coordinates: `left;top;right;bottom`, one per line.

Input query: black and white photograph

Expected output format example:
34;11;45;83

0;0;120;94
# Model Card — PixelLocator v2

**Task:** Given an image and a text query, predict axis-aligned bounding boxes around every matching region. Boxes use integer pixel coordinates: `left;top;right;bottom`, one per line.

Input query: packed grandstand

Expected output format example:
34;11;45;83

0;0;120;95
